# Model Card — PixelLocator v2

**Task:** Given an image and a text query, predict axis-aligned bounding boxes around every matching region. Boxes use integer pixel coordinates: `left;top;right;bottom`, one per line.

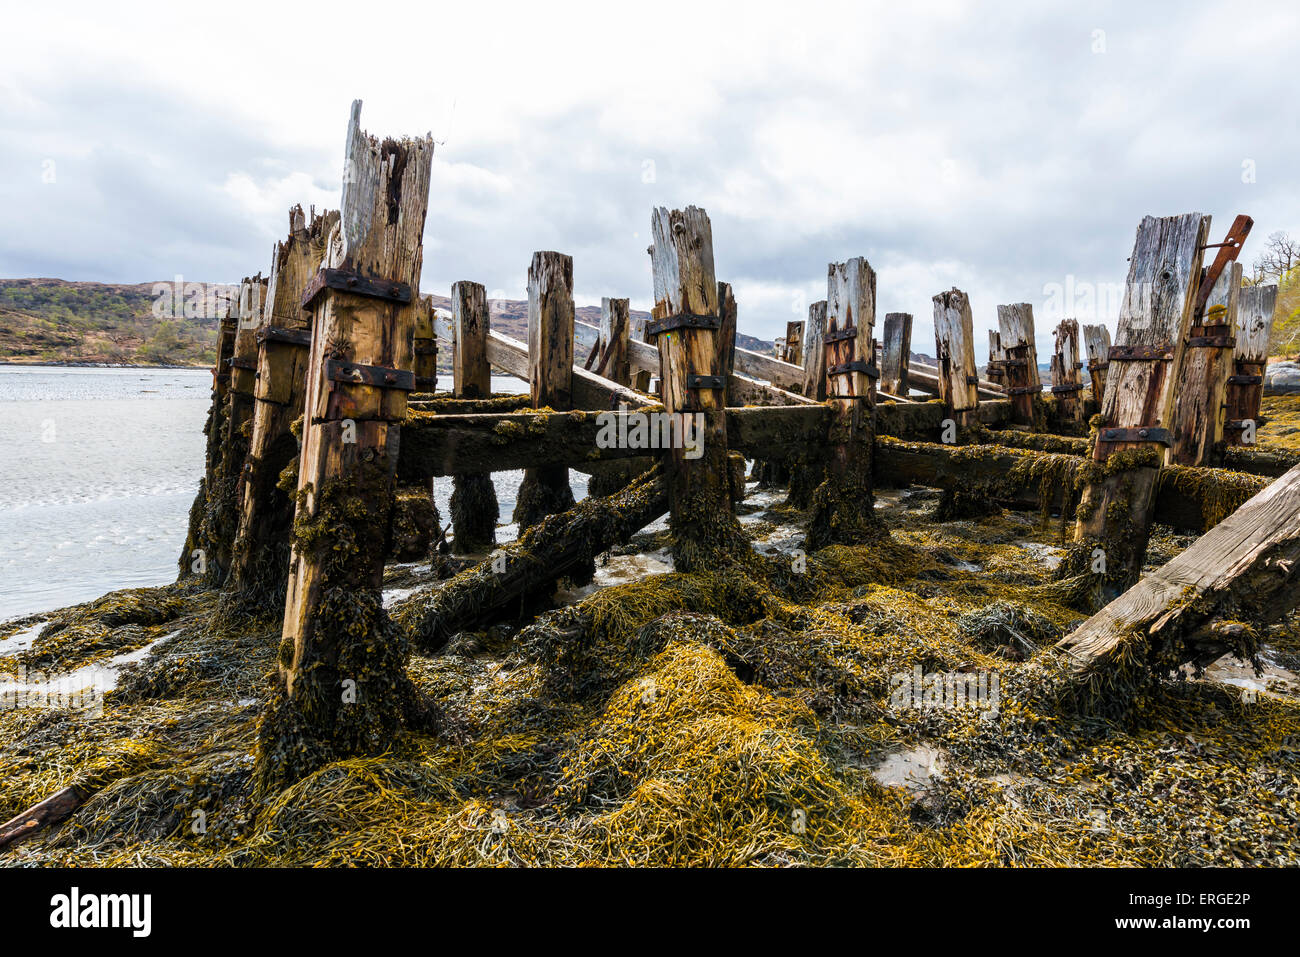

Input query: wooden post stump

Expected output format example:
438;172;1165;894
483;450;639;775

998;303;1041;425
179;295;238;579
412;294;438;393
1050;318;1085;425
802;300;829;400
648;205;747;570
1226;283;1278;446
782;320;804;366
256;101;434;793
225;206;338;614
1073;212;1211;607
513;252;577;531
587;295;648;498
1168;262;1242;465
808;257;881;550
985;330;1006;389
932;288;980;428
1082;323;1111;402
881;312;912;398
449;280;500;554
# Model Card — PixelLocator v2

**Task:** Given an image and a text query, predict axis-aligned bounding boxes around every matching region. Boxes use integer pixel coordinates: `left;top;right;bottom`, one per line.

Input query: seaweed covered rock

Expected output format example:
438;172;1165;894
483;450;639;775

389;486;441;562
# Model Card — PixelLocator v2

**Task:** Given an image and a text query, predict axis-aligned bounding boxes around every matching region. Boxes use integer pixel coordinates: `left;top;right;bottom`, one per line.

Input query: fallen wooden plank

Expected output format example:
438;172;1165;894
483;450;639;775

1057;460;1300;675
910;361;1004;399
0;785;89;853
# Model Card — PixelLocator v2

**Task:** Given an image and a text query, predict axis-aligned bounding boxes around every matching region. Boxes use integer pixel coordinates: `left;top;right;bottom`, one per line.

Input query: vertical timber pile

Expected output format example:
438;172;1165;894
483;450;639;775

449;281;499;554
985;331;1006;389
1073;212;1211;607
1168;261;1242;465
787;299;828;509
586;296;642;498
204;275;266;585
179;295;238;578
1226;283;1278;445
411;294;438;392
512;252;577;530
932;288;979;428
256;102;433;792
1050;318;1084;425
998;303;1041;425
648;205;747;570
881;312;911;398
783;321;804;366
808;257;881;550
1083;324;1111;401
718;283;748;505
225;206;338;614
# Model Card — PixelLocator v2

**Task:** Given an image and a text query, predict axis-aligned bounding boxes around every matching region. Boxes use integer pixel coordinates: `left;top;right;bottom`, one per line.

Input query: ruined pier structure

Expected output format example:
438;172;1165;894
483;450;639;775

178;103;1298;786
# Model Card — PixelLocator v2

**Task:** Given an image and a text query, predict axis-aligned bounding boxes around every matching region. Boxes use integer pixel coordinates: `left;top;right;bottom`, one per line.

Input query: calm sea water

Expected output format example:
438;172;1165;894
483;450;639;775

0;366;582;621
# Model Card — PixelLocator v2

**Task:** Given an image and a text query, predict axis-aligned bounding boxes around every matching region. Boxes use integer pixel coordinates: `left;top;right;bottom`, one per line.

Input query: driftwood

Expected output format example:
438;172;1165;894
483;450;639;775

0;785;89;853
1058;460;1300;674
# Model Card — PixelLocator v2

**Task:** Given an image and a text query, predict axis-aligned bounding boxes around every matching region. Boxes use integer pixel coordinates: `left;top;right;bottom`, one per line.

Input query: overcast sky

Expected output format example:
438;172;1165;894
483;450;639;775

1;0;1296;349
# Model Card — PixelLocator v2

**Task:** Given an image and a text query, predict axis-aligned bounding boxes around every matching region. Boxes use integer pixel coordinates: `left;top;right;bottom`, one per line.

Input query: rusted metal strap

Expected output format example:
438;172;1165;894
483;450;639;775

301;268;412;310
828;360;879;379
1003;358;1029;368
1006;385;1041;396
1099;426;1172;445
685;373;725;390
824;327;857;344
1186;334;1236;349
414;376;438;393
412;339;437;356
645;313;721;337
1194;214;1253;320
965;375;980;385
1224;420;1253;432
1051;383;1084;394
1227;374;1263;386
228;357;257;371
257;326;312;347
1088;360;1109;370
1109;342;1174;362
323;358;415;392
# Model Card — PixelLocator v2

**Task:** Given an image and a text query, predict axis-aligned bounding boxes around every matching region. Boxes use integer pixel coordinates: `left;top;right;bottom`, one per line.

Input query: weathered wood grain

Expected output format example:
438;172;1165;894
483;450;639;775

1168;262;1240;466
449;280;498;554
881;312;912;399
1226;283;1278;445
932;288;980;422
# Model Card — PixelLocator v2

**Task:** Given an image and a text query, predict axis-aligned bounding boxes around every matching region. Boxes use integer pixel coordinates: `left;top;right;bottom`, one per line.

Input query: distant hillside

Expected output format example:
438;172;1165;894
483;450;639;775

0;278;772;370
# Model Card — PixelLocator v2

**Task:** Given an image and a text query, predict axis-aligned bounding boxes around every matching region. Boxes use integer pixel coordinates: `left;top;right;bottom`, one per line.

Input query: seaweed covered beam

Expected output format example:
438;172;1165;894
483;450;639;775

392;467;669;649
225;205;338;615
1073;212;1211;606
808;257;882;549
256;101;434;793
1058;459;1300;680
449;280;499;554
648;205;748;570
514;251;579;531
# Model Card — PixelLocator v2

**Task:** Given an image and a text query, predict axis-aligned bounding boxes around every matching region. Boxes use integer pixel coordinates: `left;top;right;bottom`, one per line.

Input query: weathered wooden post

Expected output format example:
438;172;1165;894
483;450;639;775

1082;323;1111;401
200;274;266;585
802;300;828;400
932;288;979;428
513;252;577;530
647;205;747;569
179;294;239;579
412;294;438;392
256;101;433;792
1167;262;1241;465
998;303;1041;425
586;296;646;498
1073;212;1211;607
225;206;337;613
449;280;499;554
985;330;1006;389
1050;318;1085;425
881;312;912;398
1225;283;1278;445
718;283;748;503
783;321;805;366
808;257;880;550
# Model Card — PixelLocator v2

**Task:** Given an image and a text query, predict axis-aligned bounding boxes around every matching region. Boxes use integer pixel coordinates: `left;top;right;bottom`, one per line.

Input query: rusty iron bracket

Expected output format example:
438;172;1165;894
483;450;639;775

413;376;438;393
1185;334;1236;349
228;357;257;371
1099;426;1172;445
824;327;858;344
257;326;313;348
1088;360;1110;370
1193;214;1253;321
645;313;721;337
1227;374;1263;386
1224;420;1253;432
965;374;980;385
828;360;879;379
1109;342;1174;362
301;268;412;310
323;358;415;392
1006;385;1041;396
1051;383;1084;394
412;339;437;356
685;373;725;391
